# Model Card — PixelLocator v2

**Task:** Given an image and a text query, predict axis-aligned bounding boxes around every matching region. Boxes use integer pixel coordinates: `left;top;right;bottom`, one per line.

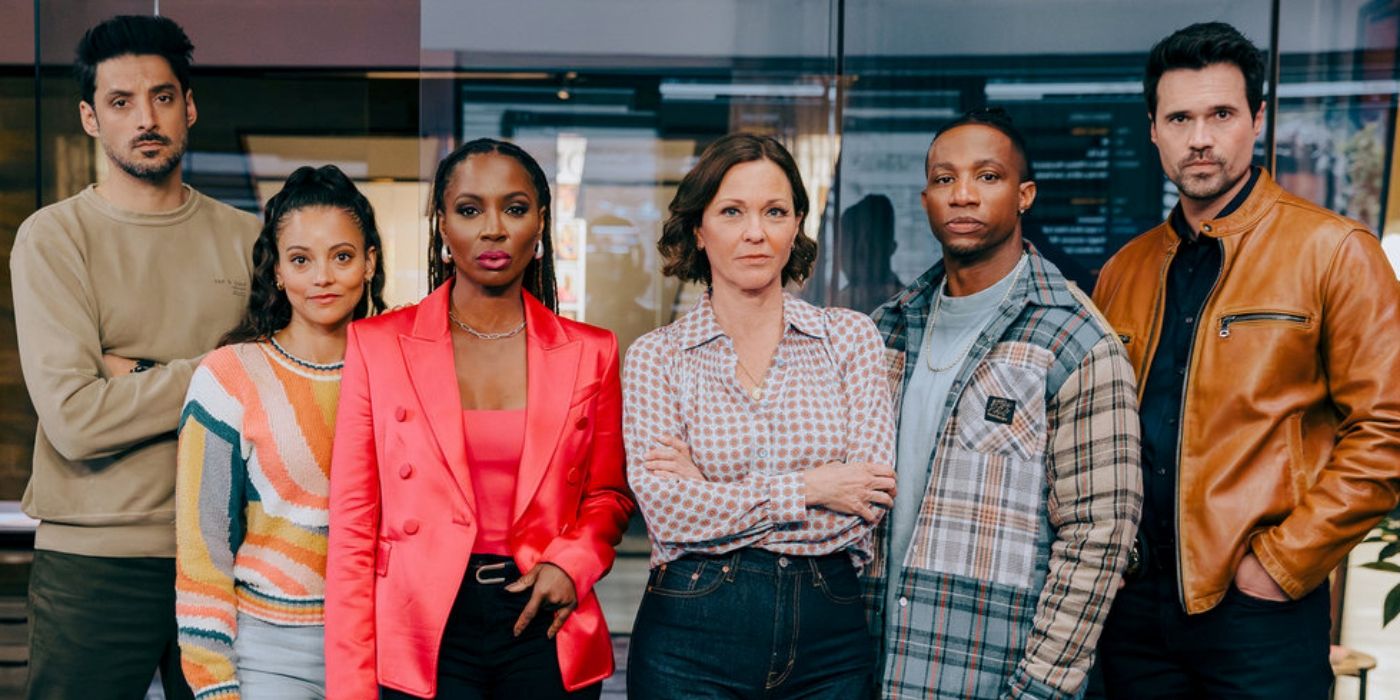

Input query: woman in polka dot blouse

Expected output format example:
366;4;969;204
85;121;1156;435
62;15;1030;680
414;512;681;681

623;133;897;698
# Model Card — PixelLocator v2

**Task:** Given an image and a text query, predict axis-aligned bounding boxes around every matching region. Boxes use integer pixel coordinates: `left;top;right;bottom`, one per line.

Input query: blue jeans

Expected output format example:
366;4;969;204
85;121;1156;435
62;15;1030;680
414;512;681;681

627;549;875;699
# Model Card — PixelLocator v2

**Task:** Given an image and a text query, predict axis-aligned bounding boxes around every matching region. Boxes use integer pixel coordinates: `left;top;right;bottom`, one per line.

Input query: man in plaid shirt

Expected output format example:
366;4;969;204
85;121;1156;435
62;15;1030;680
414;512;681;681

867;108;1143;699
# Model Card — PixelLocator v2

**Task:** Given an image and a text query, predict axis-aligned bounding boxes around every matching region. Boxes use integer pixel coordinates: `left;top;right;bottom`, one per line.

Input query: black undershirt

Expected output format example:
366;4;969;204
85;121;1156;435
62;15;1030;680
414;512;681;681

1137;167;1260;558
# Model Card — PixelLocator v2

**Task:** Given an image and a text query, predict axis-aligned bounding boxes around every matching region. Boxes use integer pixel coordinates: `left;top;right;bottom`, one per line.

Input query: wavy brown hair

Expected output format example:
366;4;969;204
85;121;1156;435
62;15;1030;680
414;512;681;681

427;138;557;311
659;133;817;287
219;165;387;346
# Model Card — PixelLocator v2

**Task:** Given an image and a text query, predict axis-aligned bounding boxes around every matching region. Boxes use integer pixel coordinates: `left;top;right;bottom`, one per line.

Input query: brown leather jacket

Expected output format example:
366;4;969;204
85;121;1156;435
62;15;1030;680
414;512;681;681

1092;169;1400;614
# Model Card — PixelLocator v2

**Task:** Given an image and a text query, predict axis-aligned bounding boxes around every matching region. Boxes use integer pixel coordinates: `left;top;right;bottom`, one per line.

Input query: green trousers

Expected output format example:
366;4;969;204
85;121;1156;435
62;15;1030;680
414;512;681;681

26;549;194;700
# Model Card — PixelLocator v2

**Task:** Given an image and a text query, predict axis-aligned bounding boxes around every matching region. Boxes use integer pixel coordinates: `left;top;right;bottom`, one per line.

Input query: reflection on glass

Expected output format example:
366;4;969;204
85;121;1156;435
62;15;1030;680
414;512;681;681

838;0;1271;295
1275;0;1400;235
422;0;841;351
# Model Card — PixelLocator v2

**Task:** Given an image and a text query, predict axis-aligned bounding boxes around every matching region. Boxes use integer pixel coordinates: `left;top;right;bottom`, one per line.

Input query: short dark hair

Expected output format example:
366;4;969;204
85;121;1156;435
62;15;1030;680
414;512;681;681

927;107;1034;182
220;165;388;346
427;138;557;311
659;133;817;286
75;15;194;106
1144;22;1266;118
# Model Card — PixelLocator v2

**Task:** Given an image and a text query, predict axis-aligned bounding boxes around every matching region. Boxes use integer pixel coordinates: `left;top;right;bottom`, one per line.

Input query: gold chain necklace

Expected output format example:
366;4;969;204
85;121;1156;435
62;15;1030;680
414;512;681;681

734;357;768;401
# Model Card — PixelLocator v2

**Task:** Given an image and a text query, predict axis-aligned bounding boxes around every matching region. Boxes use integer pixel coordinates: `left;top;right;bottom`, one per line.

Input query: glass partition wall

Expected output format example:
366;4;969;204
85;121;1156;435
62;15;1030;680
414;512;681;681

418;0;844;348
5;1;1400;694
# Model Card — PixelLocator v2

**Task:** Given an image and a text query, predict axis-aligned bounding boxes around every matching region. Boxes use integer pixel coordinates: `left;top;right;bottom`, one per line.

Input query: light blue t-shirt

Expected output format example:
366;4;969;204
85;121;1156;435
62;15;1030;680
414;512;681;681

884;260;1022;634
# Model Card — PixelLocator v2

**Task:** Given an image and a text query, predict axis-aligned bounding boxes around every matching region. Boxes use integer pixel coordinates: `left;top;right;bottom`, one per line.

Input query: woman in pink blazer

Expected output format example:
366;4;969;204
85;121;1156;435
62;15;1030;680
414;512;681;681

325;138;635;699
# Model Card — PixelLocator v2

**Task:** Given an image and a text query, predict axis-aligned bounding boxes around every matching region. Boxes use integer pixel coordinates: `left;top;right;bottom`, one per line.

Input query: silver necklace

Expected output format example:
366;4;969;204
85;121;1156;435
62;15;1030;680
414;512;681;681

924;255;1025;372
448;308;525;340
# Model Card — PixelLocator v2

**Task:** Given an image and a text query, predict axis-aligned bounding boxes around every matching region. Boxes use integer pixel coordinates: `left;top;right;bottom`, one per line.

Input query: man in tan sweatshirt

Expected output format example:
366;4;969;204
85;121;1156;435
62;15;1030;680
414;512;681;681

10;15;258;699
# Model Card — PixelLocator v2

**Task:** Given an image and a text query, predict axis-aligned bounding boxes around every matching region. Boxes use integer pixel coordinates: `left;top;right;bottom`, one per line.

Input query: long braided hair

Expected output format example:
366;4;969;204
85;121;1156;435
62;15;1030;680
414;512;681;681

427;138;558;312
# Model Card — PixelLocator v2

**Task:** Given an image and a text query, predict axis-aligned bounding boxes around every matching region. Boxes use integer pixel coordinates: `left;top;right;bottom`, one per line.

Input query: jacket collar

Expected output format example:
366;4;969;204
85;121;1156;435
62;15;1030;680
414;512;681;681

888;242;1078;314
1157;167;1285;251
672;291;827;351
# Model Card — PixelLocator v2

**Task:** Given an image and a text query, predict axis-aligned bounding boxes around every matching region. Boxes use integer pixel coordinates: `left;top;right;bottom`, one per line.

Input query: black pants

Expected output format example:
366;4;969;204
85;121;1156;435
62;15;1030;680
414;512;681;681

1098;564;1333;700
381;555;601;700
26;550;194;700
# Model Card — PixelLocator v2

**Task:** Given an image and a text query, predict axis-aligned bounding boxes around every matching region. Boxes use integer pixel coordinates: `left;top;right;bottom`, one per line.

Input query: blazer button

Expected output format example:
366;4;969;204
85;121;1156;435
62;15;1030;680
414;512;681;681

395;406;408;422
567;468;581;485
403;519;420;535
575;416;589;430
399;464;413;479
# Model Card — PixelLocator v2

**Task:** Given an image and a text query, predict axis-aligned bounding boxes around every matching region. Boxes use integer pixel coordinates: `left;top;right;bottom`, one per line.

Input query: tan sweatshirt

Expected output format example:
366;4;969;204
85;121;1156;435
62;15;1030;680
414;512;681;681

11;184;259;557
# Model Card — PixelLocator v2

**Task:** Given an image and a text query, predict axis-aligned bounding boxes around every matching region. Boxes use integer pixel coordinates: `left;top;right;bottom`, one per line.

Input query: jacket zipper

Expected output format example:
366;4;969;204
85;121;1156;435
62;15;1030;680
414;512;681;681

1217;312;1309;338
1175;236;1226;611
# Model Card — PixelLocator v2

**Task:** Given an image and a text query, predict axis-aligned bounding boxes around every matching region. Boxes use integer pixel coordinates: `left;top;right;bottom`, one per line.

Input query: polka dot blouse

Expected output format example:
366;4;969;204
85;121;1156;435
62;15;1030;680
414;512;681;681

622;293;896;568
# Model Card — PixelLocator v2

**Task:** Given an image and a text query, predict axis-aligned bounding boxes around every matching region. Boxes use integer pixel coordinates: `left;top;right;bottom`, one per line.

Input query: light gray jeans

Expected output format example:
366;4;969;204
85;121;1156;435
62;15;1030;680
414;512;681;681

232;614;326;699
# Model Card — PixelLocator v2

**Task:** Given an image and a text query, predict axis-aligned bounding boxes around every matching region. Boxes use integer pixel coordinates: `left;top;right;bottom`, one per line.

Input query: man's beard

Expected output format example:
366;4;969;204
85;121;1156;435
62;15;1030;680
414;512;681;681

1173;156;1244;202
104;132;186;183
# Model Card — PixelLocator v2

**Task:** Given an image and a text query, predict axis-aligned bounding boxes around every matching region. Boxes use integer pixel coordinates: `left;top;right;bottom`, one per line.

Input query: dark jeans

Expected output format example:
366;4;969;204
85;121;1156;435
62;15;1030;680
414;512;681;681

26;549;193;700
1098;564;1333;700
381;555;601;700
627;549;875;700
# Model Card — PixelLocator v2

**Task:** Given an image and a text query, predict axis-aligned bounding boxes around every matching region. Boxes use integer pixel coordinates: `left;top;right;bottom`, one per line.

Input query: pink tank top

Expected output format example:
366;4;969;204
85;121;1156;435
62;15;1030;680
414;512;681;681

462;409;526;556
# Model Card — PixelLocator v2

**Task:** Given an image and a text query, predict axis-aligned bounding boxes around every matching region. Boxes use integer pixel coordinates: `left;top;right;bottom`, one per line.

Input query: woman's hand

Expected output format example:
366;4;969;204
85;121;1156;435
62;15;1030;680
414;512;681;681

505;562;578;639
802;462;896;523
643;436;705;481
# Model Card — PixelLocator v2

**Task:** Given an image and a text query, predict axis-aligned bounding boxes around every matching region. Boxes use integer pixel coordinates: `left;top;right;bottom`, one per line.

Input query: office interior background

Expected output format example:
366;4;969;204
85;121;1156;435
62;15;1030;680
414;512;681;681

2;0;1400;697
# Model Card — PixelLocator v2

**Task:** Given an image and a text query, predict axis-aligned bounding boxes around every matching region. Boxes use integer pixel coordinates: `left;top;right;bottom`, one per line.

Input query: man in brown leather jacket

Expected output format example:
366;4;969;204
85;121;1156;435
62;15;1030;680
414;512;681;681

1092;22;1400;699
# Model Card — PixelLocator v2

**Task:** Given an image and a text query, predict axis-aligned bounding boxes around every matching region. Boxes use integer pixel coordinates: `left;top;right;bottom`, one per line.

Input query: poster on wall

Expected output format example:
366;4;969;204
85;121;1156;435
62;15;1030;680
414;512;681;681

555;133;588;320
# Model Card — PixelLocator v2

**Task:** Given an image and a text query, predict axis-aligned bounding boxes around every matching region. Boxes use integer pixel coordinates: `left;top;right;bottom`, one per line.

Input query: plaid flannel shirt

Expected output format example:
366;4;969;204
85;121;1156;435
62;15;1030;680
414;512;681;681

866;247;1143;700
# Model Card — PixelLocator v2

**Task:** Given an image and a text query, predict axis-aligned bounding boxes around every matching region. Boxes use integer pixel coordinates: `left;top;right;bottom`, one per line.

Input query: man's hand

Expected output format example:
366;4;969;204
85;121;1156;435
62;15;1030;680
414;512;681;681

505;562;578;639
1234;551;1290;602
101;354;138;376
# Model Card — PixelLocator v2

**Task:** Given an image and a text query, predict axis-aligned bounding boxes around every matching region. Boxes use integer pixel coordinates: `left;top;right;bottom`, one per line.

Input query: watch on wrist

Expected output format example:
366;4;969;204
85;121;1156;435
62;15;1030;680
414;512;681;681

131;358;156;374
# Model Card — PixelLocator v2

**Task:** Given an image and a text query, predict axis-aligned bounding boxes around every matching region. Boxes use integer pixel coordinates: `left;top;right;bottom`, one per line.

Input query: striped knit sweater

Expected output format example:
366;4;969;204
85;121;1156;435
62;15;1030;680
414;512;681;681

175;341;340;699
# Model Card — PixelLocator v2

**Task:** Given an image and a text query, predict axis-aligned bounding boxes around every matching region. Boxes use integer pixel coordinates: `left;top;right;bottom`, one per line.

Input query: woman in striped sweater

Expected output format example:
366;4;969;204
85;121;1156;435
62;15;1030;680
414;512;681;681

175;165;387;699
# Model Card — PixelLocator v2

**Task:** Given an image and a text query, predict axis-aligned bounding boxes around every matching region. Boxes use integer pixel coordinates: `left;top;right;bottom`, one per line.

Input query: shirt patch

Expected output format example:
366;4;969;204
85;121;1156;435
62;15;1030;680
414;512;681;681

985;396;1017;425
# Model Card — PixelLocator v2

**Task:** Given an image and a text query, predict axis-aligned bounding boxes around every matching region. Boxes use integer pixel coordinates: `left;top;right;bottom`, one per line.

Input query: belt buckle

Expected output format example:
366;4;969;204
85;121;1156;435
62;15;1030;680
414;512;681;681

474;561;509;585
